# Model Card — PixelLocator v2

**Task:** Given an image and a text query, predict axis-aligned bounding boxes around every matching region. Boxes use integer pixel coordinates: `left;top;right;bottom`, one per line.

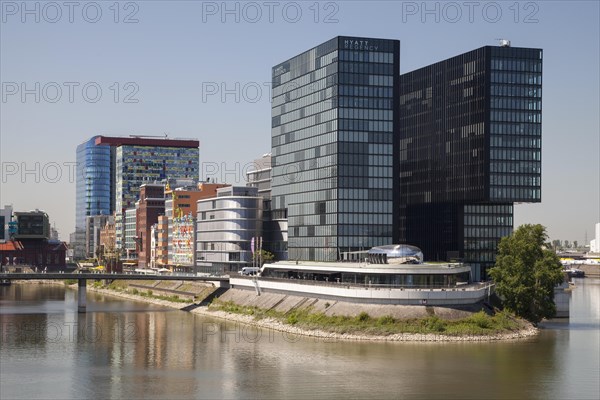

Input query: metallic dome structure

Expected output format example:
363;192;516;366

367;244;424;265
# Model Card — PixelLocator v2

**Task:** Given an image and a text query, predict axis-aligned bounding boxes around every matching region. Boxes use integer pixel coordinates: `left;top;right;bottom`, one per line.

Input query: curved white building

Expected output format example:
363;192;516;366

196;186;263;274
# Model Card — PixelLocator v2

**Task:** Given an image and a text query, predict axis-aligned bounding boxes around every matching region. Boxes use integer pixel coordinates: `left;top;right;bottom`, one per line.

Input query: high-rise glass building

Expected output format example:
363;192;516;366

74;136;199;258
75;137;112;259
398;44;542;280
271;36;400;261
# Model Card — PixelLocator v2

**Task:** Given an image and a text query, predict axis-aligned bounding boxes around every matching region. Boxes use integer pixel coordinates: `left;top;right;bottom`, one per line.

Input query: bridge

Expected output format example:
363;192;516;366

0;273;229;312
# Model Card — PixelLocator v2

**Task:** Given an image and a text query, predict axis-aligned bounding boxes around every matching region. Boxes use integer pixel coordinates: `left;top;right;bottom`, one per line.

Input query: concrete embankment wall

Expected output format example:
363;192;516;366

230;277;491;306
217;288;481;320
109;280;217;301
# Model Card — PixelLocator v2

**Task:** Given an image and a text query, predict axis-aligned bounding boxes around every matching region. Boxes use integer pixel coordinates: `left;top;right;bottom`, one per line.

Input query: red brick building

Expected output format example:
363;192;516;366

136;183;165;268
0;239;67;271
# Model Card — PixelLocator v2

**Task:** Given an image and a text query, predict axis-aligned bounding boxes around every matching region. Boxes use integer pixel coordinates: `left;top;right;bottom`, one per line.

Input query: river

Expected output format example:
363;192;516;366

1;279;598;399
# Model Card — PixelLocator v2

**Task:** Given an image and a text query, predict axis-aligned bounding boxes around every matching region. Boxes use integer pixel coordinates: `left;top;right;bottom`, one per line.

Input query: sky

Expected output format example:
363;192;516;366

1;0;599;244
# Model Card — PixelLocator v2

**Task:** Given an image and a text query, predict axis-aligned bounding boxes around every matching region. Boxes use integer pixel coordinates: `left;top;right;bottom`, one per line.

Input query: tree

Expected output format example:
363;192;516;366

252;249;274;267
489;224;565;325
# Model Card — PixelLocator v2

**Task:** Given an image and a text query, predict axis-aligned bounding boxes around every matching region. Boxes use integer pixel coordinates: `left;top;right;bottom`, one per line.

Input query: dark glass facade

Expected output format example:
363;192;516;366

398;46;542;280
271;36;400;261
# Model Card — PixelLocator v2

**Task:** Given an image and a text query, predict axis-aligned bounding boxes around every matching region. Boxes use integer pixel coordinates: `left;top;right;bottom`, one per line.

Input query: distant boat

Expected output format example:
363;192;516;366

0;279;11;286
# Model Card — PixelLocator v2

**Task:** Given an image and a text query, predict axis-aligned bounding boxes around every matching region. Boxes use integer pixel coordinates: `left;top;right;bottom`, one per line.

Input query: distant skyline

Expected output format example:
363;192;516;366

1;1;598;243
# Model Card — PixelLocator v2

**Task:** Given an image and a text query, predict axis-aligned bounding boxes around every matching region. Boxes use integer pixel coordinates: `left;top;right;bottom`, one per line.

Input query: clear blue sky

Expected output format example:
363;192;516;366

1;0;599;244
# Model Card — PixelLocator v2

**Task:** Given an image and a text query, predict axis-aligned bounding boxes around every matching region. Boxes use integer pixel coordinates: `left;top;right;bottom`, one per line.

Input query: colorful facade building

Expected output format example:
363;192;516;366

164;181;229;272
156;215;169;267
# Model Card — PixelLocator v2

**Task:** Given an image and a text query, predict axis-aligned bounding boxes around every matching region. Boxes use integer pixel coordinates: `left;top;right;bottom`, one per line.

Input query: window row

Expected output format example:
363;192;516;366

490;136;541;149
464;226;513;239
464;215;513;227
276;190;336;210
490;174;540;187
272;142;336;165
272;85;336;116
272;120;336;146
338;224;392;238
288;200;336;216
286;223;337;237
339;199;393;214
491;84;541;98
339;131;394;144
272;178;337;199
339;213;392;225
338;188;392;201
464;204;513;214
491;72;542;85
338;96;393;109
490;122;541;136
490;187;541;200
491;58;542;72
339;176;393;189
339;61;394;75
491;97;541;111
338;165;393;178
338;153;392;166
339;73;394;87
276;97;335;126
277;109;337;134
339;119;393;132
273;61;335;93
490;148;541;161
273;72;336;108
339;84;393;98
464;251;497;263
337;236;389;248
464;239;500;251
339;50;395;64
491;110;541;123
339;108;393;121
490;161;541;174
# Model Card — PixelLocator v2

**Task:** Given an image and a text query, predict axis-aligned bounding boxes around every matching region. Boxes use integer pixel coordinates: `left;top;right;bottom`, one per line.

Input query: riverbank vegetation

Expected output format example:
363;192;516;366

90;281;191;303
210;300;526;336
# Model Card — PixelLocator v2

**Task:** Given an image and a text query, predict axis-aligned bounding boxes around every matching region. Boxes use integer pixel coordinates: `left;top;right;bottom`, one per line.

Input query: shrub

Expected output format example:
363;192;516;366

469;311;492;329
287;313;299;325
377;315;395;326
357;312;371;323
422;315;446;332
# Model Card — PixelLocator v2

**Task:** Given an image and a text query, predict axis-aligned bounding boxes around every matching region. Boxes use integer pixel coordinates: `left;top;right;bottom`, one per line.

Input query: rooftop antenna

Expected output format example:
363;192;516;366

496;38;511;47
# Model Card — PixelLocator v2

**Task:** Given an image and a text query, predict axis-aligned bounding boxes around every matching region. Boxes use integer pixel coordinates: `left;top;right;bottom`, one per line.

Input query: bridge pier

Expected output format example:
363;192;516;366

78;279;87;313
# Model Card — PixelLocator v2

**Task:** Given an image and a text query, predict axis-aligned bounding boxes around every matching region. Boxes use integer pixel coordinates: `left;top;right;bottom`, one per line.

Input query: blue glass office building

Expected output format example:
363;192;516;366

75;136;112;258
